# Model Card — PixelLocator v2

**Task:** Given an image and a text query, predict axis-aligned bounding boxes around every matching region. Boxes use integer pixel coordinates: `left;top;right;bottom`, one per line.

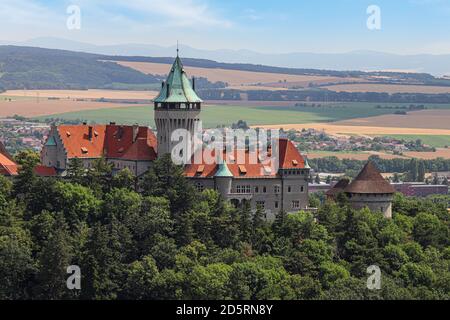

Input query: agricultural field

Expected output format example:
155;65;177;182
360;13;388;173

113;60;363;88
31;101;450;130
305;149;450;160
0;89;158;100
306;151;407;160
334;109;450;130
33;102;417;128
324;83;450;94
0;98;140;118
403;148;450;159
377;135;450;148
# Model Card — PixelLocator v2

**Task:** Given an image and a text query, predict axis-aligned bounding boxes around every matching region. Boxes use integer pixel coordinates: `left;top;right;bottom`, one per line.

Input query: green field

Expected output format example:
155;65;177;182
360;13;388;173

36;102;450;128
380;135;450;148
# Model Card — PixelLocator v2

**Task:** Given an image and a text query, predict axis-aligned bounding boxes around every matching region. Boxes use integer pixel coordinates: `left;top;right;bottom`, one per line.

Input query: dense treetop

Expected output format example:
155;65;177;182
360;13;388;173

0;152;448;299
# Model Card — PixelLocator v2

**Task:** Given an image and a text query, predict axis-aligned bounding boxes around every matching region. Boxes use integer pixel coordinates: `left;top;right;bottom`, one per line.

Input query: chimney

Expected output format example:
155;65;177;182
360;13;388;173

88;126;93;141
132;124;139;143
192;77;195;91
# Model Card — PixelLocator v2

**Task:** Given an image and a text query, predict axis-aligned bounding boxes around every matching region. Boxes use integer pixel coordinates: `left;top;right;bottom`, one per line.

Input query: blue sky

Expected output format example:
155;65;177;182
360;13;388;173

1;0;450;54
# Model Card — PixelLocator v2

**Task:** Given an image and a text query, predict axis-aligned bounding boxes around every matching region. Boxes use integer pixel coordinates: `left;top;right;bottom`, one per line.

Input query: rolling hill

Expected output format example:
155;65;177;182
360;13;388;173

0;46;161;90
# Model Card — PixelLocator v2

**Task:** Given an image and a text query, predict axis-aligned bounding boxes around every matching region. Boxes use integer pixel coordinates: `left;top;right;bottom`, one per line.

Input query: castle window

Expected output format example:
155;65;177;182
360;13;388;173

288;186;292;193
236;185;251;194
301;186;304;193
274;185;280;194
195;182;204;192
263;186;267;193
254;186;259;193
292;200;300;209
256;201;265;209
275;201;279;209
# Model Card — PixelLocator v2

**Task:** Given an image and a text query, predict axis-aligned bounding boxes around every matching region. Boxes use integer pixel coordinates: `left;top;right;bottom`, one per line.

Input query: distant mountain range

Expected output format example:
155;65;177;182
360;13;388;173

1;37;450;76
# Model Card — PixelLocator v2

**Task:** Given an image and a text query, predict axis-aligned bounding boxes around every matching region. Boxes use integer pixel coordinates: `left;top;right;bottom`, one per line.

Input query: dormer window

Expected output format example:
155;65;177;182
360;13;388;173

81;147;88;154
197;165;205;174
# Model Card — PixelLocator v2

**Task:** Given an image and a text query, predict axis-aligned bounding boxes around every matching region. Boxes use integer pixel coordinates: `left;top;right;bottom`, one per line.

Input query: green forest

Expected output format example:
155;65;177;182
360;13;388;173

0;46;161;90
0;151;449;300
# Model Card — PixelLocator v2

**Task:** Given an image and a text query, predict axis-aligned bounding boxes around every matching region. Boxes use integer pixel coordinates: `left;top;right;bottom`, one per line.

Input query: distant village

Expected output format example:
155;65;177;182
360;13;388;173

286;127;437;154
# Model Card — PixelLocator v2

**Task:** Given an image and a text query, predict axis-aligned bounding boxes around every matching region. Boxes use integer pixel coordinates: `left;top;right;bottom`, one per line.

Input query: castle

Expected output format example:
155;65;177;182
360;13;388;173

0;54;398;219
40;54;311;218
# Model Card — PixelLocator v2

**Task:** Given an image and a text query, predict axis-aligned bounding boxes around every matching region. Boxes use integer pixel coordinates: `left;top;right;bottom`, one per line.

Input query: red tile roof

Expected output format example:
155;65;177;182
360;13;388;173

55;124;157;161
184;138;306;178
0;149;18;176
279;138;306;169
105;125;157;160
57;125;106;158
34;165;57;177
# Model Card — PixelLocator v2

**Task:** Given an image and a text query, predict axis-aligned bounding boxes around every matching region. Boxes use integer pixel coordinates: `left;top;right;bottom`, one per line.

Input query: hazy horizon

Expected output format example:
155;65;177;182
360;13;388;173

2;0;450;56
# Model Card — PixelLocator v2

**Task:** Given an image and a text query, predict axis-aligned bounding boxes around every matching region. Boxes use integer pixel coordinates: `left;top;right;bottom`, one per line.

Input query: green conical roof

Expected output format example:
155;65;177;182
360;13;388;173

215;160;233;177
153;55;203;103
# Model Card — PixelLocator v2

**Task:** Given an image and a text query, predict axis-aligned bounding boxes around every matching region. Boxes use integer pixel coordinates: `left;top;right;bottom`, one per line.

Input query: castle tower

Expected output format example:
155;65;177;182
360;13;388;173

214;160;233;195
344;161;395;218
153;52;203;160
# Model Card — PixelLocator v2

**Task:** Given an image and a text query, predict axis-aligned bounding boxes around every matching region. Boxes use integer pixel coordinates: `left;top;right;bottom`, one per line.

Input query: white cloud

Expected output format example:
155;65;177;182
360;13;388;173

81;0;232;28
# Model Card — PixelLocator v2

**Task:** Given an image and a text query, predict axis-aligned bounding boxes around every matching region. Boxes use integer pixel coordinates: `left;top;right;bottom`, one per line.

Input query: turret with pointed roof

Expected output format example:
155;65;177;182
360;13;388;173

340;161;395;218
154;55;202;105
344;161;395;194
154;51;202;158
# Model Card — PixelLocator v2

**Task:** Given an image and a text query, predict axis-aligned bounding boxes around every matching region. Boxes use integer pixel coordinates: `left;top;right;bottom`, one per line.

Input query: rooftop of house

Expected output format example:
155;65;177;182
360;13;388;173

184;138;307;179
34;165;57;177
0;142;19;176
54;124;157;161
